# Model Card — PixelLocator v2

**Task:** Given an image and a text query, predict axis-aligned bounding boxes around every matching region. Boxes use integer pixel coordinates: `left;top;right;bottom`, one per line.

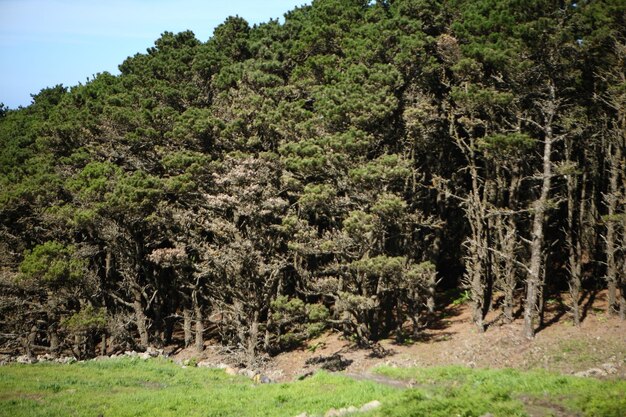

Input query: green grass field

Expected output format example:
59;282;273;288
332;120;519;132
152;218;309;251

0;358;624;417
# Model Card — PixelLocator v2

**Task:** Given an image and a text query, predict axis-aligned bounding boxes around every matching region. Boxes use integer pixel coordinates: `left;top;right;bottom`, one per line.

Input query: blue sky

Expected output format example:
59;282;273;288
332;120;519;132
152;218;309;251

0;0;310;108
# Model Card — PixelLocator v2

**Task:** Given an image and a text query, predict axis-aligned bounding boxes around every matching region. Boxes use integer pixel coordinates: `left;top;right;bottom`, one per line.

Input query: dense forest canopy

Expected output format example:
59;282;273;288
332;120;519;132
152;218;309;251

0;0;624;364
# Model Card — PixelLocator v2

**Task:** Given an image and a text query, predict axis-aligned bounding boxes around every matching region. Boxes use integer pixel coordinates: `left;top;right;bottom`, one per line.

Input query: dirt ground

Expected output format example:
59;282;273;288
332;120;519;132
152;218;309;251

174;290;626;382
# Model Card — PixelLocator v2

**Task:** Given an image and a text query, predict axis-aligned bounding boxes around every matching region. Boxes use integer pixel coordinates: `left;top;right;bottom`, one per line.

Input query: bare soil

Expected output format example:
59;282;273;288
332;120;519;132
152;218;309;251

174;290;626;382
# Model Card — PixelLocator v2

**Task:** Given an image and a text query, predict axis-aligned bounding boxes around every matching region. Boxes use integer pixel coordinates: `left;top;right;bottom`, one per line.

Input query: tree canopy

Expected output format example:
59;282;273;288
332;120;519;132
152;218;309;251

1;0;625;362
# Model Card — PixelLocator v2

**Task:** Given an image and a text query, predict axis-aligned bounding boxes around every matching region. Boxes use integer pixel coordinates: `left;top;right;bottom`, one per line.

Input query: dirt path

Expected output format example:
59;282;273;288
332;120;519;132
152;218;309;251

343;372;411;389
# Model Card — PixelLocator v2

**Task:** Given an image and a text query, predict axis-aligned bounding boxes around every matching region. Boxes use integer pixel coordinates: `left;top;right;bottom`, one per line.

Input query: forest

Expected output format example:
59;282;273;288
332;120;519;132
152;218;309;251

0;0;624;366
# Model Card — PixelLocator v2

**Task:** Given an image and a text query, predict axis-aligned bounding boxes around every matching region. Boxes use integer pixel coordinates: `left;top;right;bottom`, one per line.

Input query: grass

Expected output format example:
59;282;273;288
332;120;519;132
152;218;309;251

1;359;624;417
372;365;626;417
0;358;395;417
544;338;626;369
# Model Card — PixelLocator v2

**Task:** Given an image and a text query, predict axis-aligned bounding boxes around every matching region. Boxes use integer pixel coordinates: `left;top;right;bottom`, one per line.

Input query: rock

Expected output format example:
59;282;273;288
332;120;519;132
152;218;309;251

574;368;607;378
196;360;214;368
224;366;238;376
252;374;272;384
305;354;353;372
601;363;618;375
16;355;35;364
324;408;341;417
293;413;308;417
324;406;358;417
360;400;382;412
239;368;256;378
267;369;284;380
138;352;151;360
479;414;494;417
37;353;54;362
145;347;163;357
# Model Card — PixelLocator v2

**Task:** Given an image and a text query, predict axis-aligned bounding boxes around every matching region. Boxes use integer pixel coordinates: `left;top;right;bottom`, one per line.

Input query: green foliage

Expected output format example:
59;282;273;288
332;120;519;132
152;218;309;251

270;296;330;348
18;242;86;286
349;154;411;187
271;295;306;320
343;210;376;238
477;132;535;153
1;0;625;358
67;162;121;200
351;255;405;278
107;170;163;216
62;306;107;333
451;290;472;306
298;183;336;212
371;193;407;219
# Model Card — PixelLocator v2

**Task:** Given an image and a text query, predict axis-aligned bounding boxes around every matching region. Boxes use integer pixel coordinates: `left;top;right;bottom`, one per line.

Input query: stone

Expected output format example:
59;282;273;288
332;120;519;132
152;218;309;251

138;352;151;360
324;408;341;417
239;368;256;378
145;347;163;357
601;363;618;375
224;366;238;376
360;400;382;412
293;413;308;417
574;368;607;378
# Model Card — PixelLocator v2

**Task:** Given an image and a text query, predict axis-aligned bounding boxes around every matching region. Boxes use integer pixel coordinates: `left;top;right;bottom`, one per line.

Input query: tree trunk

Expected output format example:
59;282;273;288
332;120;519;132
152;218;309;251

619;221;626;320
500;217;518;324
26;325;37;360
101;333;107;356
605;141;621;315
524;86;555;339
48;323;59;357
193;289;204;353
183;308;193;348
131;286;149;348
164;316;174;345
566;139;583;327
247;310;259;367
426;271;436;314
466;168;488;333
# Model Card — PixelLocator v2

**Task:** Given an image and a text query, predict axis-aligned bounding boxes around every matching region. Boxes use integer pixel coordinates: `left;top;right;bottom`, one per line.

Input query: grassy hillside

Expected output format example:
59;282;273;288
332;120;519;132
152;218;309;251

1;359;624;417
